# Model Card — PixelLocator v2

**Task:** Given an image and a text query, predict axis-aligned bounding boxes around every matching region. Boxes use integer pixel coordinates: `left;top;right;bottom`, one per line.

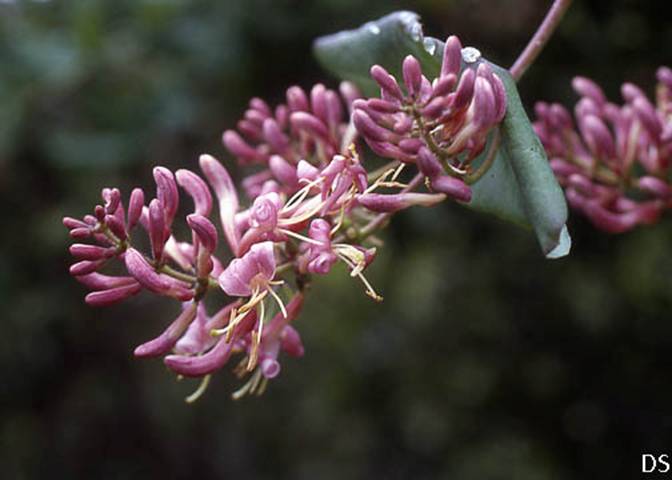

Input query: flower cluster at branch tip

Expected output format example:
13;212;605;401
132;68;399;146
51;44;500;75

64;34;509;401
352;35;507;202
534;67;672;233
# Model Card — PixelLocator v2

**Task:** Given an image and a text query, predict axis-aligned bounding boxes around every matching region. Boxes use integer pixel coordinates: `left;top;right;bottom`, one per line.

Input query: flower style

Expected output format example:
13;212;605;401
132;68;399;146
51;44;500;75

534;67;672;233
64;34;512;401
352;35;507;202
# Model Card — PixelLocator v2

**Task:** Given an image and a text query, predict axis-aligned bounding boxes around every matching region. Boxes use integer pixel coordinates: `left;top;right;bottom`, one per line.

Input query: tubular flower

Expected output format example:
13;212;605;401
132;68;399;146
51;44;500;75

65;65;505;400
352;35;507;202
534;67;672;233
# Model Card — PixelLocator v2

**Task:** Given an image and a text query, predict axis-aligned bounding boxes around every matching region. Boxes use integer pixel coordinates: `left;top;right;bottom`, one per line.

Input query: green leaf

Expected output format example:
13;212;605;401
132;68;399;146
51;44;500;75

313;11;570;258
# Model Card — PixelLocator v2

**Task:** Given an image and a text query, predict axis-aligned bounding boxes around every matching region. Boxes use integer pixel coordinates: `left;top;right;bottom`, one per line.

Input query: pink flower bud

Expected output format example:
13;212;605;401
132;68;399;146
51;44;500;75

638;176;672;199
310;84;329;124
222;130;261;164
621;82;646;102
308;251;338;274
441;36;463;78
471;76;497;128
176;169;213;216
124;248;171;293
572;76;607;105
262;118;290;153
325;89;344;129
148;199;166;262
451;68;476;111
417;147;442;179
269;155;298;186
69;244;115;261
402;55;422;97
296;160;320;182
63;217;88;230
69;228;91;240
127;188;145;231
580;115;615;159
289;111;330;141
370;65;404;102
102;188;121;215
249;192;280;231
286;85;309;112
105;214;127;241
632;97;662;138
153;167;179;227
69;259;107;276
250;97;272;116
85;282;142;307
430;175;472;202
164;335;233;378
76;272;138;290
357;192;447;212
281;325;304;357
187;214;218;253
339;81;361;111
352;110;397;143
432;74;457;98
134;303;198;358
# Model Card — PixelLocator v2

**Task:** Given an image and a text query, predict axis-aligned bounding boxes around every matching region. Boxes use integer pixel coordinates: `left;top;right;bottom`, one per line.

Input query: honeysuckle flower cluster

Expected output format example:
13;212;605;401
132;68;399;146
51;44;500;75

64;34;508;401
353;35;507;202
534;67;672;233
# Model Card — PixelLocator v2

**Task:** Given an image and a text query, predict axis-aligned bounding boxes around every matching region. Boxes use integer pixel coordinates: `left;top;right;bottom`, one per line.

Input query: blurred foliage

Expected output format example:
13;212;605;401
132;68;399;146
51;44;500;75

2;0;672;479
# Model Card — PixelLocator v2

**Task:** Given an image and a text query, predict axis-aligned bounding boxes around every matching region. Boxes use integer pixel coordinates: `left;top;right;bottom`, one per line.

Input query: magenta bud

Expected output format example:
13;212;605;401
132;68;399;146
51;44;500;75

422;96;448;119
621;82;646;103
310;83;329;124
417;147;442;179
286;86;309;112
76;272;137;290
452;68;476;111
296;159;320;182
572;76;607;105
176;169;213;216
134;303;198;358
441;35;463;78
63;217;88;230
164;336;234;377
549;159;582;178
269;155;298;186
580;114;615;159
432;74;457;98
187;214;218;253
638;176;672;199
237;119;262;141
398;138;424;155
148;198;166;261
490;73;507;123
153;167;179;227
94;205;106;222
124;248;171;293
222;130;260;163
69;259;107;276
358;192;446;213
430;175;472;202
632;97;662;138
262;118;290;153
69;228;91;240
249;97;271;116
584;201;638;234
471;76;497;128
308;251;338;274
352;109;397;143
105;215;127;241
127;188;145;231
69;244;114;261
402;55;423;97
289;111;330;140
370;65;404;101
249;192;280;231
85;282;142;307
657;66;672;88
280;325;304;357
325;89;343;129
102;188;121;215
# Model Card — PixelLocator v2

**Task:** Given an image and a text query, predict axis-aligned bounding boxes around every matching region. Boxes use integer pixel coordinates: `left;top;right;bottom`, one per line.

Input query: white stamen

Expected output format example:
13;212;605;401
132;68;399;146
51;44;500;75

185;374;211;404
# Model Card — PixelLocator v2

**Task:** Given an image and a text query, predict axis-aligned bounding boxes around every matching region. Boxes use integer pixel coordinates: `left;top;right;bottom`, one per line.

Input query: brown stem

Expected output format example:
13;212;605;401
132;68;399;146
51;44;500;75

510;0;573;81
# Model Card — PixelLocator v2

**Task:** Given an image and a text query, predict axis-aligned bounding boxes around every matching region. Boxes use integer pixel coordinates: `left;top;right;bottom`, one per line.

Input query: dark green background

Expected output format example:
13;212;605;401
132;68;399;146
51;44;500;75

2;0;672;478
